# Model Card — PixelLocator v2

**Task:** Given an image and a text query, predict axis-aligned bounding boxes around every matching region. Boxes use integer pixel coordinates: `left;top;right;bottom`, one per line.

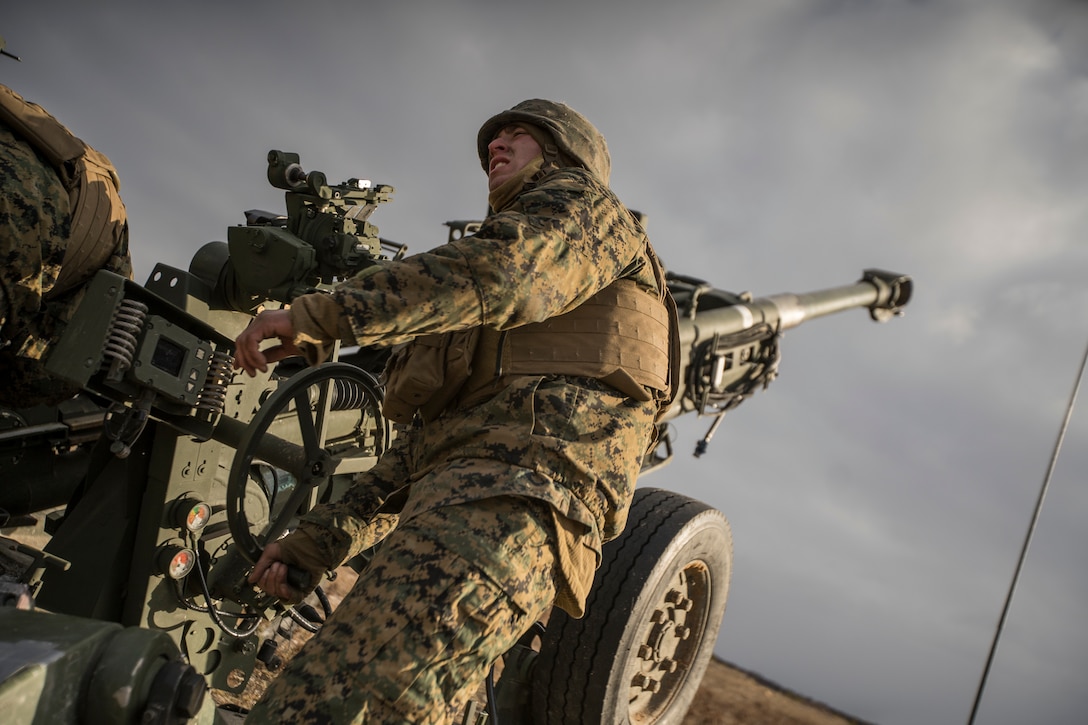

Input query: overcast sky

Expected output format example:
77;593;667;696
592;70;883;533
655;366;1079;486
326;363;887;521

5;1;1088;723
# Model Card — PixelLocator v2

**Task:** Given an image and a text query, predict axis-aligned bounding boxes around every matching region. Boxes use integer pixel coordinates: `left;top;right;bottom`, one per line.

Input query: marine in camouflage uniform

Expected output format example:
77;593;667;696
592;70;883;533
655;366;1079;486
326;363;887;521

0;84;132;407
237;100;677;723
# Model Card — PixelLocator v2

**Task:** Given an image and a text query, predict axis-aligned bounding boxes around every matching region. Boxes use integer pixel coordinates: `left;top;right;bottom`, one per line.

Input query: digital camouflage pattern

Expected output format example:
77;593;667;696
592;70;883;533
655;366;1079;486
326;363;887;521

248;497;557;724
0;124;69;336
314;166;659;347
0;113;131;408
292;163;665;604
300;372;658;616
261;100;670;722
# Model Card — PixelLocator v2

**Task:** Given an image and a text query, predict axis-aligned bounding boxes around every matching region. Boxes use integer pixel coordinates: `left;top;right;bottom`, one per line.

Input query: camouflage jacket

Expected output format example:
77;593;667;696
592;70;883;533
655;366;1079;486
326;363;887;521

293;166;666;614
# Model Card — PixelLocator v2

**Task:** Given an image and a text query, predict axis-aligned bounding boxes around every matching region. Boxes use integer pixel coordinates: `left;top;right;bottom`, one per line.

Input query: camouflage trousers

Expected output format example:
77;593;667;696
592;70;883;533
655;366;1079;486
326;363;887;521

247;495;557;724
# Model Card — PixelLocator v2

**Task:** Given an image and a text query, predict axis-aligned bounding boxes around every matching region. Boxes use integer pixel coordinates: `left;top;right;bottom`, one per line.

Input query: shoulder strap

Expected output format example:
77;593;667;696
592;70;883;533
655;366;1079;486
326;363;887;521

0;84;85;187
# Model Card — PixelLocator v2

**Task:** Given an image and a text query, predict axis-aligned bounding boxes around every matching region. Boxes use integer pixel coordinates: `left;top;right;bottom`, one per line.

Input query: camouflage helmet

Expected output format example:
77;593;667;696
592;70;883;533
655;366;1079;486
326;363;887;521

477;99;611;184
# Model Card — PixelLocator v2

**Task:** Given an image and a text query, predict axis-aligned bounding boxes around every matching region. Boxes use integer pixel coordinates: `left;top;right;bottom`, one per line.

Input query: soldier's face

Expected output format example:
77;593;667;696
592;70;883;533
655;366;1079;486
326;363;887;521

487;125;543;191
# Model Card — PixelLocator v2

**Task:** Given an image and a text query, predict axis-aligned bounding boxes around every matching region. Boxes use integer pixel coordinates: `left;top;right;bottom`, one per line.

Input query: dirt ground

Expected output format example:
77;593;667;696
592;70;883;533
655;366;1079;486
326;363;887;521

685;657;873;725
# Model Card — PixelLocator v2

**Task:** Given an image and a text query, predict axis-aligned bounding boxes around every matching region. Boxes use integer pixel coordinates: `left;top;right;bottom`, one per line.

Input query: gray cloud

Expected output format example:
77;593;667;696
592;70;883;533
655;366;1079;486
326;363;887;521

5;1;1087;722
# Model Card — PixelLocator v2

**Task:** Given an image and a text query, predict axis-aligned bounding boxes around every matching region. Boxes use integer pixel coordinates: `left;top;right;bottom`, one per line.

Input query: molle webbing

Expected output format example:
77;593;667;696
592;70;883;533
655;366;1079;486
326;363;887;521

0;85;84;185
469;279;672;401
49;147;126;297
0;86;127;299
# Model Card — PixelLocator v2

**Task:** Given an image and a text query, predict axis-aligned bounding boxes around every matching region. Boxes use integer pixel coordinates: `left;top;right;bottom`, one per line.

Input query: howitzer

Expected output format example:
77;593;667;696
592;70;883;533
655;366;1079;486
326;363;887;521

0;150;911;725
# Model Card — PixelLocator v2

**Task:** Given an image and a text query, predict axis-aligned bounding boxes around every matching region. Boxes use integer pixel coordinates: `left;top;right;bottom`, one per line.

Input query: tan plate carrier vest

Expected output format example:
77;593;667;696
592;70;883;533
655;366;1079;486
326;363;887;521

467;277;671;400
383;247;679;424
0;84;126;298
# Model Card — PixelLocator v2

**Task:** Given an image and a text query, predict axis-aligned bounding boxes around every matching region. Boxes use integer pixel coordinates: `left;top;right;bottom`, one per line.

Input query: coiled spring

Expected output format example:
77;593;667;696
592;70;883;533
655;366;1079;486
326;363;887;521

103;299;149;380
196;349;234;414
330;376;380;410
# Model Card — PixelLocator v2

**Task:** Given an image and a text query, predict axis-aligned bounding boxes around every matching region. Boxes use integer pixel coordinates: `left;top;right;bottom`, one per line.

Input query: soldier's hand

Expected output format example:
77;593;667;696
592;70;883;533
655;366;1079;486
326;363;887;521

234;309;300;377
248;528;331;603
248;541;307;604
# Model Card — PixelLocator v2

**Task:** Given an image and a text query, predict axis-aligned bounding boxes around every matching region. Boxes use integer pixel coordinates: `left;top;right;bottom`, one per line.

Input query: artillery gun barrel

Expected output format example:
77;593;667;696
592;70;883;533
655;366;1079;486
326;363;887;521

682;270;910;345
761;281;898;330
665;269;911;425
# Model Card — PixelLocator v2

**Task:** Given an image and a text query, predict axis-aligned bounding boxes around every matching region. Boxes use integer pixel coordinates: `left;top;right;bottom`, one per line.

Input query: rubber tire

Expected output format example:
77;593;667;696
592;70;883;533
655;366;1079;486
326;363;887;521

532;487;733;725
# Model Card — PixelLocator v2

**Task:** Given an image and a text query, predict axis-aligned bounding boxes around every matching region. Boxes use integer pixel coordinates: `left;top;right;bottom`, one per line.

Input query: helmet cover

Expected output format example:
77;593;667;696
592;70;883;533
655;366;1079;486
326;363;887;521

477;99;611;184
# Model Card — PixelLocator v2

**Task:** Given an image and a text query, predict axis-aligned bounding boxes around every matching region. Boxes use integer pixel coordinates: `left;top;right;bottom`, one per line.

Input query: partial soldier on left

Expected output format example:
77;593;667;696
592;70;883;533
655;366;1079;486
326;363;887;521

0;41;132;407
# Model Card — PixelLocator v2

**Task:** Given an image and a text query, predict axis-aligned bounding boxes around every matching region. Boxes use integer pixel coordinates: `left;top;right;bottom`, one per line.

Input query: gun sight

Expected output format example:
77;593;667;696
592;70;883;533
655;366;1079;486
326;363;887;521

192;150;397;312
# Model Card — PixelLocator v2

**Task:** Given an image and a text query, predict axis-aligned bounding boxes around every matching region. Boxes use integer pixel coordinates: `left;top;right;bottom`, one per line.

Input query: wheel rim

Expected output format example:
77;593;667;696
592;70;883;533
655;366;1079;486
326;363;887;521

628;559;713;721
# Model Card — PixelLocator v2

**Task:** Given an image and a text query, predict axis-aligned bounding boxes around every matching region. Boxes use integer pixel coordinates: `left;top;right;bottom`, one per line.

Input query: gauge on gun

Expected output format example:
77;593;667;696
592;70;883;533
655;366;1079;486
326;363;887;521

173;497;212;533
157;545;197;580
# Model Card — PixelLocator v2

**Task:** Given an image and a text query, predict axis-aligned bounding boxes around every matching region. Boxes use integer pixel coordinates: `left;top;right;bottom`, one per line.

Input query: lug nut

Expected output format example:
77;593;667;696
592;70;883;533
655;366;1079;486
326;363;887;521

632;673;662;693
